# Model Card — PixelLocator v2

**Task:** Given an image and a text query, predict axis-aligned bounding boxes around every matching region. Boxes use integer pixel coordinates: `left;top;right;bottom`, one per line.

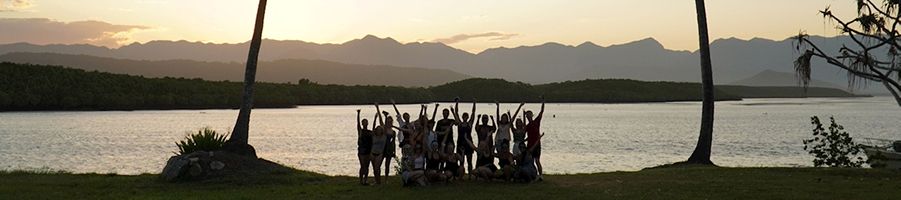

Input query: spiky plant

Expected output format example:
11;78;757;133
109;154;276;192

176;127;230;155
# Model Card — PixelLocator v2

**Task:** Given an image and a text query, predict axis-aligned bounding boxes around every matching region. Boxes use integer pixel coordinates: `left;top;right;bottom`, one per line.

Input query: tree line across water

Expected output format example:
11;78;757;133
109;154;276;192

0;62;860;111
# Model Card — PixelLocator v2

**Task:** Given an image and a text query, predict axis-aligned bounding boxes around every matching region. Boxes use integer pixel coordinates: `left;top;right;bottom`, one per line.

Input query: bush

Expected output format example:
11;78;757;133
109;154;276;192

176;127;230;155
802;116;866;168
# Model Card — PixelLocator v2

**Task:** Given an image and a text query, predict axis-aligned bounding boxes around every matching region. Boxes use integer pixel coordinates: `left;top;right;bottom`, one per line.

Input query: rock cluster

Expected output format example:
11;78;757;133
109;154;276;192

160;151;227;182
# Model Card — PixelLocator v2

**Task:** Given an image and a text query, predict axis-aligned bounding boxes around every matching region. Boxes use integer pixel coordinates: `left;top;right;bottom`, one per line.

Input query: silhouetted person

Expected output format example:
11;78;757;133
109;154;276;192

451;98;478;179
524;96;546;180
474;114;496;180
356;109;374;185
495;101;524;155
436;108;455;146
371;103;394;185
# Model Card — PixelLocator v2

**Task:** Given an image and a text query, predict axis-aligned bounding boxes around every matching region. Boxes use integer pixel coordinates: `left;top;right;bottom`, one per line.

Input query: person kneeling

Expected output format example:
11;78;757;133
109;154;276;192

443;144;465;181
514;141;539;183
426;141;451;183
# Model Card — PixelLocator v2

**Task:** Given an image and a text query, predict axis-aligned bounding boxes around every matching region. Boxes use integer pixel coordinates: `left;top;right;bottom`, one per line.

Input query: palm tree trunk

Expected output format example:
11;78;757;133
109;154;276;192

224;0;268;157
687;0;715;165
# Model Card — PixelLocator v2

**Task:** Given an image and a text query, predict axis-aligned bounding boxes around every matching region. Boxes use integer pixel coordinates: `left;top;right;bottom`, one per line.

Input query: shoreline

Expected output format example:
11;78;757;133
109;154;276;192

0;96;879;113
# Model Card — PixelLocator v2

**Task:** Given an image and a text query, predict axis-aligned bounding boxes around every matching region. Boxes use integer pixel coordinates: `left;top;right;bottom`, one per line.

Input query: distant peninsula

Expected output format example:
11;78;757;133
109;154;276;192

0;62;865;111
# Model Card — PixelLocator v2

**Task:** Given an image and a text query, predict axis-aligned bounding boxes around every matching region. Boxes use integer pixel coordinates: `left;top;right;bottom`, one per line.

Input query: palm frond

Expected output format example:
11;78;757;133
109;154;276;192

794;50;814;88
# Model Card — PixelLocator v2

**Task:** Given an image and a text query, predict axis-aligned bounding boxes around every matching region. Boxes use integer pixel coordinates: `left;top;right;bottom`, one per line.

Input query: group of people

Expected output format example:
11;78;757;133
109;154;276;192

356;97;546;186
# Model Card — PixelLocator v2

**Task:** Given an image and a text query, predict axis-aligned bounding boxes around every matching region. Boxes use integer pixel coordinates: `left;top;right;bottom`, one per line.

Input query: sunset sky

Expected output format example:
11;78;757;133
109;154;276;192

0;0;859;53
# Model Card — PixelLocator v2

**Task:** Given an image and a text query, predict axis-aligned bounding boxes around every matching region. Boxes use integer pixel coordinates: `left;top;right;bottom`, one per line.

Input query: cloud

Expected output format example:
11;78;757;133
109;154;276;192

0;0;33;12
0;18;151;47
433;32;519;44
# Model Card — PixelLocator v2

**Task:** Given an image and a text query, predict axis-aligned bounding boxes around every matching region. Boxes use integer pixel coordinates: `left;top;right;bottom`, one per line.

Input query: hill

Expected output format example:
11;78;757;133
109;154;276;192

0;35;890;95
729;70;843;89
717;85;866;98
0;63;866;111
0;52;470;87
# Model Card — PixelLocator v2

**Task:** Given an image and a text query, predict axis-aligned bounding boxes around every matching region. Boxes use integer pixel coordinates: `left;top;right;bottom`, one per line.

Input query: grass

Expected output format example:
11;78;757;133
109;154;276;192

1;167;899;199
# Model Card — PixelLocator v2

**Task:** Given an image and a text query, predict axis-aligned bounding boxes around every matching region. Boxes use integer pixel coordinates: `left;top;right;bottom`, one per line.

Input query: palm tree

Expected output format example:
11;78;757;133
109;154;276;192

686;0;715;165
223;0;268;157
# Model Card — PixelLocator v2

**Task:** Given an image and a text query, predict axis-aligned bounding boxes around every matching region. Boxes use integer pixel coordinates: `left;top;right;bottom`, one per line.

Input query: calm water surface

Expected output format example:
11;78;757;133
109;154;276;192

1;97;899;175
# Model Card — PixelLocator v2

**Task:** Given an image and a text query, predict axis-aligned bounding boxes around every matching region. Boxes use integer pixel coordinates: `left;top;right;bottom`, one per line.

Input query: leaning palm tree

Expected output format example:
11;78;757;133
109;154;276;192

686;0;715;165
223;0;268;157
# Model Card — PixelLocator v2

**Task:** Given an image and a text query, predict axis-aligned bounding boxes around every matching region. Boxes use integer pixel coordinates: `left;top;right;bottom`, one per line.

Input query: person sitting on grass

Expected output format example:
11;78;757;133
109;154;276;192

495;140;516;181
356;109;375;185
443;143;465;181
401;141;428;187
426;141;450;183
513;139;541;183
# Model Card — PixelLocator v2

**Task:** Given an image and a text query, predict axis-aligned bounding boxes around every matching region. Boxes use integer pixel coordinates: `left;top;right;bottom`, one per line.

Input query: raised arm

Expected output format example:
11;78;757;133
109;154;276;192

512;102;525;120
356;109;362;132
391;99;404;123
430;103;439;121
391;125;413;133
375;103;385;126
537;96;545;119
420;104;426;118
490;115;496;127
469;99;477;125
495;101;501;122
452;98;461;122
372;112;379;128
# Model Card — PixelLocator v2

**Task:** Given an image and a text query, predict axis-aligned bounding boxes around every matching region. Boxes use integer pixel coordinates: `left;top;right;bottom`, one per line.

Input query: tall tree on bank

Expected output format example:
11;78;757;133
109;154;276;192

794;0;901;106
687;0;715;165
224;0;268;157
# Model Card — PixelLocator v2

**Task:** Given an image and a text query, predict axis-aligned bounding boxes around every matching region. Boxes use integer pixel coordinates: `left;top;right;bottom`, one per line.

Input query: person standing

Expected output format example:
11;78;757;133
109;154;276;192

371;103;394;185
451;98;478;179
356;109;374;185
524;96;545;180
495;101;524;155
436;108;456;147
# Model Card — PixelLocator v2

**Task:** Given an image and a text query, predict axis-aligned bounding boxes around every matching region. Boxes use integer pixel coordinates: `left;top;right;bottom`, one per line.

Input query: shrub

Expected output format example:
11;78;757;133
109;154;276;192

176;127;230;155
802;116;866;168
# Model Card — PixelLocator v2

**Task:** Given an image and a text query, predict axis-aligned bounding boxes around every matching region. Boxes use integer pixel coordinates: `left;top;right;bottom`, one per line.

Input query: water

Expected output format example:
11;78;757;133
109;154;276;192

1;97;899;175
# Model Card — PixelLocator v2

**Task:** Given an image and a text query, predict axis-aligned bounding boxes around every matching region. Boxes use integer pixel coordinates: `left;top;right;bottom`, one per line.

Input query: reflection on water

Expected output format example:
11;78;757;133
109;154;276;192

1;97;899;175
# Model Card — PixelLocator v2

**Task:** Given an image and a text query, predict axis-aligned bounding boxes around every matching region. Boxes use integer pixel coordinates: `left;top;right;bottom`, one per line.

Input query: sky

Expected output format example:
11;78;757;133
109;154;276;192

0;0;862;53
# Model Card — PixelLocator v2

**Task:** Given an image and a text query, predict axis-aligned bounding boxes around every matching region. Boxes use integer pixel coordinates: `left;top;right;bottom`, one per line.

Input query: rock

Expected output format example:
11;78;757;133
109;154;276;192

188;162;204;177
210;161;225;171
161;149;294;183
161;156;190;182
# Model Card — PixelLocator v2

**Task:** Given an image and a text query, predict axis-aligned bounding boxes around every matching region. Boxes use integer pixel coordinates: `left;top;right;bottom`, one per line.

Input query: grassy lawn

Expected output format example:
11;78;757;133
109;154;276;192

1;167;899;199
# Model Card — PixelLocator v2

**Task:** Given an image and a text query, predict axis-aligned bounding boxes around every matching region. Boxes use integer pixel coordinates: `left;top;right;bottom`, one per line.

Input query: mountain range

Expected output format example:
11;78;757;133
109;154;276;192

0;35;884;93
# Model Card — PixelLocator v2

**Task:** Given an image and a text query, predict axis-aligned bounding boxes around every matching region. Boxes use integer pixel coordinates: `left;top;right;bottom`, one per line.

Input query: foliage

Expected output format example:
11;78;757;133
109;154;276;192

0;63;760;111
794;0;901;106
176;127;230;155
802;116;866;168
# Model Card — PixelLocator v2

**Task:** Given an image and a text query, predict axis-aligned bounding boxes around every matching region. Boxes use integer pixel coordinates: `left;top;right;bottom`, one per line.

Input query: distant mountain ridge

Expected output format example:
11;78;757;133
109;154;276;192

0;35;886;94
